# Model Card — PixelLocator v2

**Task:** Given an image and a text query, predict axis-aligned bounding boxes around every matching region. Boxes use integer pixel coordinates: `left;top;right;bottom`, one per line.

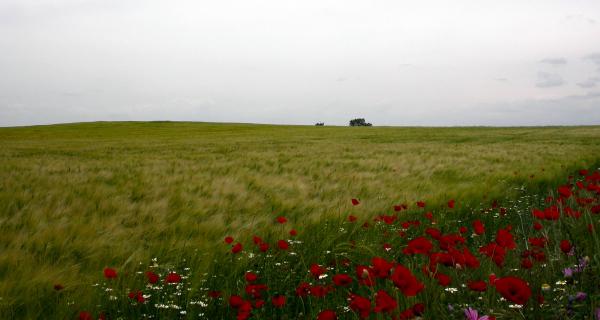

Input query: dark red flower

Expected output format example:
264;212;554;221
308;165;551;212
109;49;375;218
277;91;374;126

374;289;397;313
317;310;337;320
229;295;245;308
521;258;533;269
435;273;452;287
208;290;221;298
494;276;532;305
533;222;543;230
259;242;269;252
560;240;572;254
289;229;297;236
351;198;360;206
276;216;287;224
245;272;258;282
558;185;572;198
468;280;487;292
495;227;516;249
145;271;159;284
103;267;117;279
448;199;455;208
459;226;468;234
165;272;182;284
53;284;64;291
403;237;433;255
271;295;286;308
232;243;243;254
245;283;268;298
416;201;426;208
473;220;485;235
333;274;353;286
78;311;92;320
225;236;234;244
348;215;358;222
277;240;289;250
391;264;424;296
295;282;310;297
349;293;371;318
528;237;547;248
371;257;394;278
310;264;326;278
253;236;263;244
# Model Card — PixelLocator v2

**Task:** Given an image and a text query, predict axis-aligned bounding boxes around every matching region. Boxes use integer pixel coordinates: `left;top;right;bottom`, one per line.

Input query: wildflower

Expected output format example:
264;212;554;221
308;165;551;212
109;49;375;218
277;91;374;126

403;237;433;255
435;273;452;287
464;307;490;320
473;220;485;235
103;267;117;279
417;201;426;208
351;198;360;206
333;274;353;286
224;236;234;244
371;257;394;278
277;240;289;250
374;290;397;313
271;295;286;308
289;229;297;236
317;310;337;320
79;311;93;320
391;264;425;296
310;264;326;278
276;216;287;224
494;276;531;305
232;243;243;254
165;272;182;284
145;271;159;284
245;272;258;282
468;280;487;292
448;199;455;208
349;293;371;318
53;284;64;291
559;240;572;254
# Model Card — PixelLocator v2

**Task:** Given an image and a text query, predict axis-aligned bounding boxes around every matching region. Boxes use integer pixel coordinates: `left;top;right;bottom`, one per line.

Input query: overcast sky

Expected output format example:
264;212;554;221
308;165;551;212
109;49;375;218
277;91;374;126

1;0;600;127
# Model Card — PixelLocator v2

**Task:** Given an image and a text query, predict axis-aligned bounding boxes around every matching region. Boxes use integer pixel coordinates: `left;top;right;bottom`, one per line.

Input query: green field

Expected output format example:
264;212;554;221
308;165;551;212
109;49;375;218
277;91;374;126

1;122;600;317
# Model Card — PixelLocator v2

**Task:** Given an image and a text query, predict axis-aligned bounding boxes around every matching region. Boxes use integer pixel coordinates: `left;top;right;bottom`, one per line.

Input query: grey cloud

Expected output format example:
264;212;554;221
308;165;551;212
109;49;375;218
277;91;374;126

577;77;600;88
540;57;567;65
536;72;565;88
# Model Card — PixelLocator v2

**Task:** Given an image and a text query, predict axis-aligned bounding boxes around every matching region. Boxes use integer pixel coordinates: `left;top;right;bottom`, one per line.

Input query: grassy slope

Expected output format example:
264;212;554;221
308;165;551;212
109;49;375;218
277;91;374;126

0;122;599;316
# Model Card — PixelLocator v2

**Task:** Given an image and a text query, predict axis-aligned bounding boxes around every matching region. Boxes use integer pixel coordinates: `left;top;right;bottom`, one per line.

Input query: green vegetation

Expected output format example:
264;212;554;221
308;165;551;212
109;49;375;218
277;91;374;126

1;122;599;318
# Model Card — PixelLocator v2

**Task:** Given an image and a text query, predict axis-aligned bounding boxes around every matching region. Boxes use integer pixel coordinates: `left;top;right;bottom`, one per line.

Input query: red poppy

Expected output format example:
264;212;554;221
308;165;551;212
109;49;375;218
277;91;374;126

495;227;516;249
533;222;543;230
208;290;221;298
349;293;371;318
245;283;268;298
232;243;243;254
259;242;269;252
78;311;92;320
309;285;331;298
494;276;532;305
391;264;424;296
253;236;263;244
374;289;397;313
473;220;485;235
528;237;547;248
448;199;455;208
145;271;159;284
403;237;433;255
245;272;258;282
560;240;572;254
53;284;64;291
277;240;289;250
435;273;452;287
521;258;533;269
289;229;297;236
229;295;245;308
351;198;360;206
416;201;426;208
225;236;234;244
317;310;337;320
295;282;310;297
165;272;182;284
348;215;358;222
310;264;326;278
276;216;287;224
271;295;286;308
333;274;353;286
459;226;468;234
468;280;487;292
558;185;572;198
371;257;394;278
103;267;117;279
356;265;375;286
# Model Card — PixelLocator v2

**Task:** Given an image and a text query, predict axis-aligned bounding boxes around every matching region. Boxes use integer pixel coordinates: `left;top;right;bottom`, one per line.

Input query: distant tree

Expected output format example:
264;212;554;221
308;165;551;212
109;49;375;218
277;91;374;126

315;122;325;126
349;118;372;127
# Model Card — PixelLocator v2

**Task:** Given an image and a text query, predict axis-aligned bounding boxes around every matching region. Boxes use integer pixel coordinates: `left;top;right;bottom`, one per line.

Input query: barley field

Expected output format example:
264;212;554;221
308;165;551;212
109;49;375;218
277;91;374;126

1;122;600;318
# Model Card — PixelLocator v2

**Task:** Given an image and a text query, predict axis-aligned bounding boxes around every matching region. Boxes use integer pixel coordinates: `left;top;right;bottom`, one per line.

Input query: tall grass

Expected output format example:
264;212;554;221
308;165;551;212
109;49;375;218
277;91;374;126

0;122;599;318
